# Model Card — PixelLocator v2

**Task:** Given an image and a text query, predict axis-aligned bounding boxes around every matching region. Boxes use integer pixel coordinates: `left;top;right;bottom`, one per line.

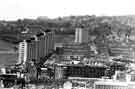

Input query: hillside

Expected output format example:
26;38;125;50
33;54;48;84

112;15;135;27
0;40;16;51
0;15;134;65
0;53;18;65
0;40;17;65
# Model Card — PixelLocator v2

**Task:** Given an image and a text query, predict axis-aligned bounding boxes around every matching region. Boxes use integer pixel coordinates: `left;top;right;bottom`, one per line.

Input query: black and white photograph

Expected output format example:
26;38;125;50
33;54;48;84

0;0;135;89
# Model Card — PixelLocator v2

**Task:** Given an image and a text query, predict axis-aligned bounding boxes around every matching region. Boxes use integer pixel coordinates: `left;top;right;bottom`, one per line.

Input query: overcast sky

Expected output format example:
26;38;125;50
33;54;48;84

0;0;135;20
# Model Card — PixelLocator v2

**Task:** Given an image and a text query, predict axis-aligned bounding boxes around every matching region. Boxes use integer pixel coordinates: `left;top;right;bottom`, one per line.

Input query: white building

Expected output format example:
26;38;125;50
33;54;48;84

94;71;135;89
18;40;28;64
94;80;129;89
63;81;72;89
75;28;89;43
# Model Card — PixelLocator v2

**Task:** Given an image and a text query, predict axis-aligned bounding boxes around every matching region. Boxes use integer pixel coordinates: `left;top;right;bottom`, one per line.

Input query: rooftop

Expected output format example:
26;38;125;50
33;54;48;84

21;25;52;40
95;80;129;86
95;79;135;86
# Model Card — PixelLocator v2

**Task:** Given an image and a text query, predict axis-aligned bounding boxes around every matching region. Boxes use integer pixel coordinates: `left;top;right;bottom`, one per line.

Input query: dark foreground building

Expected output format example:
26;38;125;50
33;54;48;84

66;65;106;78
0;74;25;88
54;64;107;80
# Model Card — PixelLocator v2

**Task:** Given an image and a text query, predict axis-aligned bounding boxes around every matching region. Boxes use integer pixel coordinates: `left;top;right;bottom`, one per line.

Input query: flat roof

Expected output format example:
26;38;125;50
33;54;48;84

68;77;100;80
94;80;135;86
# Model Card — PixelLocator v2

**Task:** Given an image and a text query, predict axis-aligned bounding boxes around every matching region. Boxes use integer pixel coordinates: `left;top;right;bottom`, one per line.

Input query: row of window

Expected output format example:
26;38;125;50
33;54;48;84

95;85;128;89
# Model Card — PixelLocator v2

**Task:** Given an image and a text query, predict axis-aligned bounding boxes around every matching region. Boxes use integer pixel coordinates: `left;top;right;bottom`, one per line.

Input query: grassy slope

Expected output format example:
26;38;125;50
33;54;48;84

0;40;15;51
0;54;18;65
0;40;18;65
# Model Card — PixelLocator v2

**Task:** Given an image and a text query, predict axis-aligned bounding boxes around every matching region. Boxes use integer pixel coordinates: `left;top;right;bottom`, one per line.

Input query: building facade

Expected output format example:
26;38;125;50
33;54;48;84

94;81;129;89
110;45;135;59
66;65;106;78
75;28;89;43
54;64;106;80
18;40;28;64
60;28;91;61
18;29;54;64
